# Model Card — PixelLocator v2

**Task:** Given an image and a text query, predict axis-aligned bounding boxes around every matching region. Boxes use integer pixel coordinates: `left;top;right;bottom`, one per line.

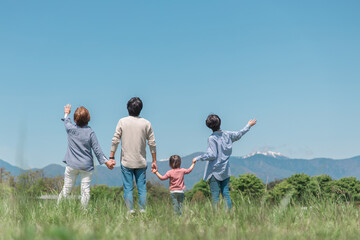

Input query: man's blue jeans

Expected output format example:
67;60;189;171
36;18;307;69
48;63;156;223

209;176;231;210
121;164;147;211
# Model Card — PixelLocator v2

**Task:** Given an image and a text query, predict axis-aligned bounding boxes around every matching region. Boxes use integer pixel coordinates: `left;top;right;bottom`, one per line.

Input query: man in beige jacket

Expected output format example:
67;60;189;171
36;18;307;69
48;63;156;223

110;97;157;214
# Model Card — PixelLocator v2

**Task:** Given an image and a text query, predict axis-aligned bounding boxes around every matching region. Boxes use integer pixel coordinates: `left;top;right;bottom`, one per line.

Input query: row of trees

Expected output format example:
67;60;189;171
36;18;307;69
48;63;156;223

0;168;171;203
1;167;360;204
0;168;63;197
187;173;360;203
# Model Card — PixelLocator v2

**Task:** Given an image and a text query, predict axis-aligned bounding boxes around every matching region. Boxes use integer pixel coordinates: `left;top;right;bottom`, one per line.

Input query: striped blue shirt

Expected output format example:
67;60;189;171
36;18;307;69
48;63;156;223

195;124;251;181
62;115;107;171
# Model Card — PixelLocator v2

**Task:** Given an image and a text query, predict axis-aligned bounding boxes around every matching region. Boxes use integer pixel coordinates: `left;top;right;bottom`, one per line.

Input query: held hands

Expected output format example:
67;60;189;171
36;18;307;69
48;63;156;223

64;104;71;114
105;159;116;170
151;168;157;174
151;162;157;172
192;158;197;164
248;119;257;127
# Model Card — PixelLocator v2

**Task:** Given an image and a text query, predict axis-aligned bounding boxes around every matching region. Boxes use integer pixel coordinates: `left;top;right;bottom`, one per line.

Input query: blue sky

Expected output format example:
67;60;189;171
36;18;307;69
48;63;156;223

1;1;359;168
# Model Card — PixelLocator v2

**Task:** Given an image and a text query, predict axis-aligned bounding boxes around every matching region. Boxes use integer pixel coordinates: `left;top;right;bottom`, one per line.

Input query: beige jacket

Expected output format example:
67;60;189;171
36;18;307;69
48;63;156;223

111;116;156;169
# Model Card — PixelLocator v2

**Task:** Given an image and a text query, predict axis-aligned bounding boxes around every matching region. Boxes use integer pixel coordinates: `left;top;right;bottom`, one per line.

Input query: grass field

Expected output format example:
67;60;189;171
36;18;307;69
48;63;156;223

1;193;360;240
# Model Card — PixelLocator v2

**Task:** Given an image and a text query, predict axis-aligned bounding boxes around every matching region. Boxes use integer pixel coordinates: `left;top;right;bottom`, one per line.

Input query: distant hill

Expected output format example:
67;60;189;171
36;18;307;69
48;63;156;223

228;152;360;183
0;159;25;176
1;152;360;189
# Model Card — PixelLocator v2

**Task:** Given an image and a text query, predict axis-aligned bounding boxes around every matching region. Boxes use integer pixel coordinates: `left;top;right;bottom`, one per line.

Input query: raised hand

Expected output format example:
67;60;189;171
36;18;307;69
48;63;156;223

248;119;257;127
64;104;71;114
192;158;197;164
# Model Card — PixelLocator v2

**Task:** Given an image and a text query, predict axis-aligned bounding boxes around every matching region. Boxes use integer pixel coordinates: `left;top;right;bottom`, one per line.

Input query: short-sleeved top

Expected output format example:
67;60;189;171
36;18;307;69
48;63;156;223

159;168;192;191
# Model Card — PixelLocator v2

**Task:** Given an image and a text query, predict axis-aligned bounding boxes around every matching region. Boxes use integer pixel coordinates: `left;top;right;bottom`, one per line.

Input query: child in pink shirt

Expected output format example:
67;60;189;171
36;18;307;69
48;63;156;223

152;155;196;215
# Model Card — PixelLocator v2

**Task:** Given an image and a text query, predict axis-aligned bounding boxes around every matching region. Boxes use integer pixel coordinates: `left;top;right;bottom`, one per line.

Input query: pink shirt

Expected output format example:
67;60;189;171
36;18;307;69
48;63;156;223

159;168;193;191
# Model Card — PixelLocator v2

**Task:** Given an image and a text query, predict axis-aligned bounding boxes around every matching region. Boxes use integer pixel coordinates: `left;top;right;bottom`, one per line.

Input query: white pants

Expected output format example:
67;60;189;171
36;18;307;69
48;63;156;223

57;166;93;208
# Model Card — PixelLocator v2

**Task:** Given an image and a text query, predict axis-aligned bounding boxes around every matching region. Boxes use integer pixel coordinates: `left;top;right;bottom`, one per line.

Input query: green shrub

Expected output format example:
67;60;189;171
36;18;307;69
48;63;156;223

310;175;333;198
90;185;123;202
146;181;169;203
191;191;207;203
0;183;13;199
268;180;295;202
286;173;311;199
266;178;285;190
185;179;210;200
329;177;360;202
230;174;265;200
15;170;46;197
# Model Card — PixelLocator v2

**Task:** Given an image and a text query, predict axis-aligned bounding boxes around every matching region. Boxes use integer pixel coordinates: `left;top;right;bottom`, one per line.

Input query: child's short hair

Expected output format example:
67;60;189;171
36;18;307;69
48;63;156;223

206;114;221;131
127;97;143;116
169;155;181;169
74;106;90;127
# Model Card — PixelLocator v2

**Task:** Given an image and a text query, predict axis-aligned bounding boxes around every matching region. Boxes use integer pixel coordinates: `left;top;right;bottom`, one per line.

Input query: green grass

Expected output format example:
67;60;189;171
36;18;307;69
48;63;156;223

1;194;360;240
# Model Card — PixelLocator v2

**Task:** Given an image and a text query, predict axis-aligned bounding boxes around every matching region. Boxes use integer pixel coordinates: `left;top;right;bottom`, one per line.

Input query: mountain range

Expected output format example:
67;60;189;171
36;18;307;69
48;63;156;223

1;151;360;189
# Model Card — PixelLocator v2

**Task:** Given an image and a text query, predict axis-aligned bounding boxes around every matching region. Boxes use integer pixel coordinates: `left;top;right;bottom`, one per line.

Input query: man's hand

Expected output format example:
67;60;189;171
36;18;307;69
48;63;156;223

248;119;257;127
151;161;157;172
105;159;115;170
64;104;71;114
192;158;197;164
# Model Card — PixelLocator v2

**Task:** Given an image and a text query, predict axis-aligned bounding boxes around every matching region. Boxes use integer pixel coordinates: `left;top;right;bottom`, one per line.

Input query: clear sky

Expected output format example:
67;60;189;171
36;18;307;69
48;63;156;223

1;0;359;168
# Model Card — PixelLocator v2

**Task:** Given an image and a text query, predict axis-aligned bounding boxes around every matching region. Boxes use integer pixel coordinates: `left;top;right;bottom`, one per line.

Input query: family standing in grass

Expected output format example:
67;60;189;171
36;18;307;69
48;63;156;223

57;97;257;215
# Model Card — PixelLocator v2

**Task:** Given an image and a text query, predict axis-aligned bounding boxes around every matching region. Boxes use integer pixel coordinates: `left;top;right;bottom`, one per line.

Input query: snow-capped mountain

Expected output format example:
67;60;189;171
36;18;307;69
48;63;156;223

158;158;169;162
242;151;287;159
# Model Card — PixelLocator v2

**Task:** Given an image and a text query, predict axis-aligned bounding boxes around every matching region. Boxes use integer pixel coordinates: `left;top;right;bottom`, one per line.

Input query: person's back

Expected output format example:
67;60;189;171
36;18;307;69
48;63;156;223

202;131;234;181
162;168;192;191
115;115;155;169
110;97;157;214
58;105;112;208
194;114;257;210
63;106;108;171
64;122;101;171
153;155;196;215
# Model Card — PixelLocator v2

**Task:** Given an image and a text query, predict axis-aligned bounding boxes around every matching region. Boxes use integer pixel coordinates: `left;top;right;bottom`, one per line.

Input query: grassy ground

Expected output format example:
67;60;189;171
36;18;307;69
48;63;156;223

1;194;360;240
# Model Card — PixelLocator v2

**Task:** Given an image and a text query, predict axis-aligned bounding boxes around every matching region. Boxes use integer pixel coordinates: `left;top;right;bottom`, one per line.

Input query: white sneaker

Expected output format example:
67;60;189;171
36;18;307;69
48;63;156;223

139;209;146;214
127;210;136;216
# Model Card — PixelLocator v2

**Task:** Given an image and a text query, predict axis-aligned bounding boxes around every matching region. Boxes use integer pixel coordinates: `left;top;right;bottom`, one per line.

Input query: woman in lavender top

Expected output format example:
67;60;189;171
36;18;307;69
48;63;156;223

193;114;257;210
57;104;115;208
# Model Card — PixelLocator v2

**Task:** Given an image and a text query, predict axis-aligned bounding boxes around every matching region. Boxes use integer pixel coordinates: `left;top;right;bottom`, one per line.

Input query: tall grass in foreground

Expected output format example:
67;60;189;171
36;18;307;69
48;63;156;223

1;193;360;240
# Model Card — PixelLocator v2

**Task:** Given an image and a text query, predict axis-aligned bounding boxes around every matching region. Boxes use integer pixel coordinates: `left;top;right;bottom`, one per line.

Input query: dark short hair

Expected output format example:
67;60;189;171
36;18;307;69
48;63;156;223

169;155;181;169
74;106;90;127
127;97;143;116
206;114;221;131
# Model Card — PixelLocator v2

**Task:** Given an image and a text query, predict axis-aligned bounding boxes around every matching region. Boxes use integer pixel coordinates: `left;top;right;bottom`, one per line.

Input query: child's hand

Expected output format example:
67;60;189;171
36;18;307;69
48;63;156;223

248;119;257;127
192;158;197;164
152;169;157;174
64;104;71;114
